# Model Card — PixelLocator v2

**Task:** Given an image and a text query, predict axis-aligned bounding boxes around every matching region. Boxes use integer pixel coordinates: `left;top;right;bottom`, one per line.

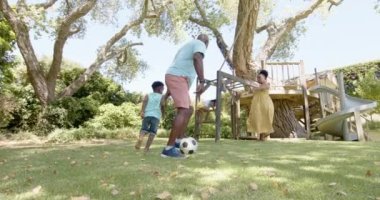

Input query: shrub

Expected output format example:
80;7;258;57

84;102;140;129
34;106;68;136
47;127;138;143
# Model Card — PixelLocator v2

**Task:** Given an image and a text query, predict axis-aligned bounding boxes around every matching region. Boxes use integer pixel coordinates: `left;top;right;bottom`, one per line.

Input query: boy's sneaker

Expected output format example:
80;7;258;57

161;147;186;159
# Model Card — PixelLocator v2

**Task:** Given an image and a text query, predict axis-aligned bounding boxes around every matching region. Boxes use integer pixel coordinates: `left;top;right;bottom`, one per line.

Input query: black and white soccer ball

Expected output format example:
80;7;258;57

179;137;198;154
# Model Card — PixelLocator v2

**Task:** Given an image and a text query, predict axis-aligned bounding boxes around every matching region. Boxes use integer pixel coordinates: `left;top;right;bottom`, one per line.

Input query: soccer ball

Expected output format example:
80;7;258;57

179;137;198;154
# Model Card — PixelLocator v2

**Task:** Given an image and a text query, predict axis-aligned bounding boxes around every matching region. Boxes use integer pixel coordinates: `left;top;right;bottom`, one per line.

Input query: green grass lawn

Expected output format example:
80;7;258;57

0;139;379;200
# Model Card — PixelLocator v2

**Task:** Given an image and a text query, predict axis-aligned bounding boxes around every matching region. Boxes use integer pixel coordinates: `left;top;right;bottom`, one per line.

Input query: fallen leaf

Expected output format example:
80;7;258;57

108;184;116;189
207;187;218;194
153;171;160;176
67;157;71;160
156;191;172;200
103;151;110;155
70;161;77;165
263;170;276;177
199;187;218;200
32;185;42;194
123;162;129;166
200;191;210;200
249;183;258;191
89;155;95;158
328;182;337;187
129;191;136;196
177;164;185;169
336;191;347;196
3;176;9;181
111;189;119;196
169;172;178;178
71;196;91;200
376;197;380;200
366;170;372;177
27;176;33;183
283;188;289;196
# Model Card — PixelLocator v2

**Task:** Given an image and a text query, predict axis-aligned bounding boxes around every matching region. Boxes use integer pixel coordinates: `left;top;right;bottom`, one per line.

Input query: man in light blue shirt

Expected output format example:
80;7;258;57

161;34;209;158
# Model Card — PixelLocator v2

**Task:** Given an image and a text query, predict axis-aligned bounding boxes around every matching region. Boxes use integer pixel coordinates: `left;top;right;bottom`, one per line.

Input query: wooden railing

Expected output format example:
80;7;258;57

261;61;306;90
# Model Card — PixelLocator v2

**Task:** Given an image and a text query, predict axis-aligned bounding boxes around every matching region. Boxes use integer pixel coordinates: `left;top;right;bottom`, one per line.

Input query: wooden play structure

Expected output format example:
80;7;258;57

194;60;376;142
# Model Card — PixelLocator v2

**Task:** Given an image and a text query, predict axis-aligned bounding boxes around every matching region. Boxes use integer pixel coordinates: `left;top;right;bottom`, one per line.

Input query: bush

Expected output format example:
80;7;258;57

161;101;176;130
366;121;380;130
47;127;138;143
34;106;68;136
186;112;231;139
84;102;140;129
156;129;170;138
53;96;100;128
0;94;20;128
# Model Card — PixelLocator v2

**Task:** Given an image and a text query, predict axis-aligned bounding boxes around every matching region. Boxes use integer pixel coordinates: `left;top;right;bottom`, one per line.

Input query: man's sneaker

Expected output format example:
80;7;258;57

175;141;181;149
161;147;186;159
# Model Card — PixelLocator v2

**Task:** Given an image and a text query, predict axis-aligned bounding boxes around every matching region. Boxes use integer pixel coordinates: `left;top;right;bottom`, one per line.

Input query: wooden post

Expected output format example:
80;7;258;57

236;94;241;139
215;71;223;142
300;61;311;138
354;111;365;141
314;68;326;118
231;93;236;139
337;72;349;141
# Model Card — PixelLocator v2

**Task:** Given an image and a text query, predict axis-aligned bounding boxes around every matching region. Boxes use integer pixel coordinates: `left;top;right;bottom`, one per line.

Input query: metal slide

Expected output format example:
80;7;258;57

310;86;377;140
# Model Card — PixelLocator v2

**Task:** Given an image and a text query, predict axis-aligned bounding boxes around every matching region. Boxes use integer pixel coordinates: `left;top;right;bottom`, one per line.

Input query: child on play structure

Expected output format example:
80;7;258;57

135;81;165;152
247;69;274;141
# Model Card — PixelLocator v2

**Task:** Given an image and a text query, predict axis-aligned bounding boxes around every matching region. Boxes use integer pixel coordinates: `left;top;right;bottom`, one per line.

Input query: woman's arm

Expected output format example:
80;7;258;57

252;82;270;91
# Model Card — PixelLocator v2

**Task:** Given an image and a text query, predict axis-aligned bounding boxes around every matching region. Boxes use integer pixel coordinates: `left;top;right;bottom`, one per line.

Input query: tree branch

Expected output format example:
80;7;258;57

256;0;328;62
327;0;344;10
58;0;159;98
46;0;96;101
189;0;233;69
35;0;59;9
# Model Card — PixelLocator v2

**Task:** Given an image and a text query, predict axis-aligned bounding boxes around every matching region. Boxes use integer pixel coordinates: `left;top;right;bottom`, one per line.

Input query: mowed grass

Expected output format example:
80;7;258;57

0;139;379;200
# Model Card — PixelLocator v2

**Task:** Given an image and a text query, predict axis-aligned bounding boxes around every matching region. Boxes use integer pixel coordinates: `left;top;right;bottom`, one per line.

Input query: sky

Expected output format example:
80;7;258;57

16;0;380;99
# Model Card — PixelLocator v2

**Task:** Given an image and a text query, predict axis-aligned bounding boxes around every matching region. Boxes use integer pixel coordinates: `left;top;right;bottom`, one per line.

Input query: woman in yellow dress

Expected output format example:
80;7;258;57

247;70;274;141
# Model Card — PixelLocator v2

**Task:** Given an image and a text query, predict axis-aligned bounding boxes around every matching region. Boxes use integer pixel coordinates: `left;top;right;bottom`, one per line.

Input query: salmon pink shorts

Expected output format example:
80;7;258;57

165;74;191;109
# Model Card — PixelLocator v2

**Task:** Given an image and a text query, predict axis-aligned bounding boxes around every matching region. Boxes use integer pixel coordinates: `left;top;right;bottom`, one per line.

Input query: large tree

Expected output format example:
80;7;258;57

0;0;169;106
181;0;344;138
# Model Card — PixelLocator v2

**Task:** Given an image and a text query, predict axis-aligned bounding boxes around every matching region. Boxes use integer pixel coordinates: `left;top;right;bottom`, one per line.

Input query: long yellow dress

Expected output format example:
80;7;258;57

247;89;274;134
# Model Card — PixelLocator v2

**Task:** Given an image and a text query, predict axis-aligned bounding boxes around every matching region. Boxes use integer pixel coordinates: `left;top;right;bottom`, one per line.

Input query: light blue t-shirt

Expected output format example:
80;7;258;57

144;93;163;120
166;39;207;87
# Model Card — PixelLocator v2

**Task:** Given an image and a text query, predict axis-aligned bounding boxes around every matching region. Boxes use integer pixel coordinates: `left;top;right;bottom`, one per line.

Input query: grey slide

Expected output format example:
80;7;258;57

310;85;377;140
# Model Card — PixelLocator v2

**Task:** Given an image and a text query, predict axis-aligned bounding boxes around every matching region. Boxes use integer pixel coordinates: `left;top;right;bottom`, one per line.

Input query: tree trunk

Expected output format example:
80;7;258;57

233;0;260;79
0;0;49;106
271;100;306;138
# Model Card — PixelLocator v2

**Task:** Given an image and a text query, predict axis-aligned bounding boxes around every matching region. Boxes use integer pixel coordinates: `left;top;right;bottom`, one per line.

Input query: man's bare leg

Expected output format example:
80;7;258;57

178;106;194;139
167;108;192;146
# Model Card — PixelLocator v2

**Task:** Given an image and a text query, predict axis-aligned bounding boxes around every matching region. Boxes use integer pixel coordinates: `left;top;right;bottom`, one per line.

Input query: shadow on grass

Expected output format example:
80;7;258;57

0;139;379;200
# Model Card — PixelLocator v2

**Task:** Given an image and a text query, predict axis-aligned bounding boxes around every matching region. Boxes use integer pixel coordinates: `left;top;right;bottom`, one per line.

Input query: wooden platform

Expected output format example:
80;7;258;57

239;89;319;106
